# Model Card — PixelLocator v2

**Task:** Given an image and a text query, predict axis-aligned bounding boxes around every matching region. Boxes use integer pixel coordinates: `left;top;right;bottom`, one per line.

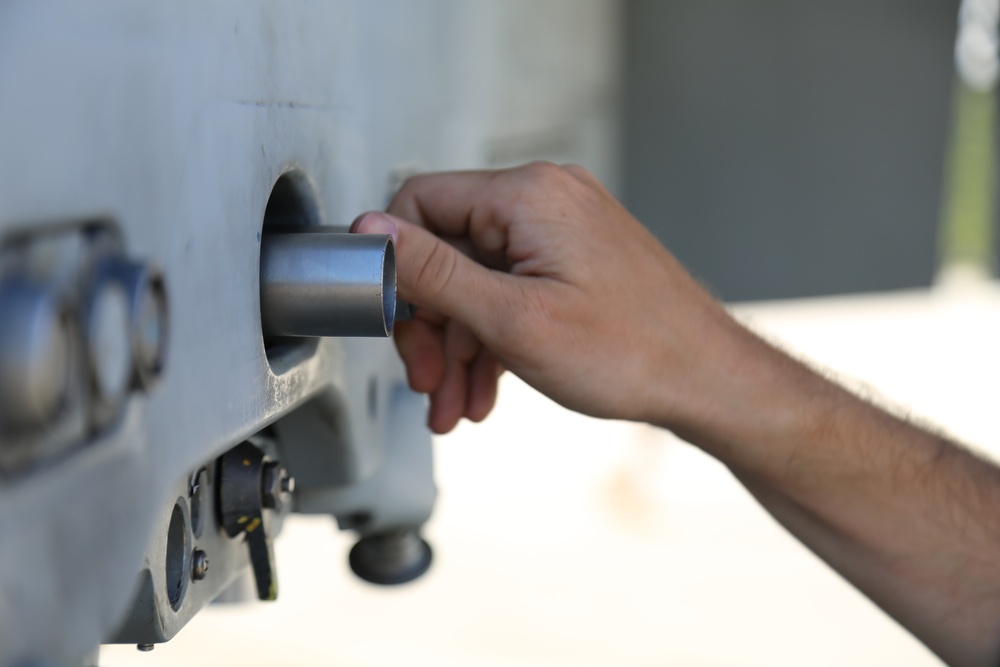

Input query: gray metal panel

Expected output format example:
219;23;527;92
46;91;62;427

623;0;959;301
0;3;430;663
0;1;621;664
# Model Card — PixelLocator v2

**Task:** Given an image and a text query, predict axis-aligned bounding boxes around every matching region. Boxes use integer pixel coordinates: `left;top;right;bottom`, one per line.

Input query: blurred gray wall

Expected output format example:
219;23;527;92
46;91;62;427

623;0;960;301
480;0;622;191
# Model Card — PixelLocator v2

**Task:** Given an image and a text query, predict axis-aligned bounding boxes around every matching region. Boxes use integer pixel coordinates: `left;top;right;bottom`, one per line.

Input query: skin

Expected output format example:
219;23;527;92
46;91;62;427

351;162;1000;667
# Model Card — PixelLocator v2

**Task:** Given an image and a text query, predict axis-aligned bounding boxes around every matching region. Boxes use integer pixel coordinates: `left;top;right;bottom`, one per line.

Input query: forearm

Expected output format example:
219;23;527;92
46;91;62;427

372;162;1000;662
662;325;1000;666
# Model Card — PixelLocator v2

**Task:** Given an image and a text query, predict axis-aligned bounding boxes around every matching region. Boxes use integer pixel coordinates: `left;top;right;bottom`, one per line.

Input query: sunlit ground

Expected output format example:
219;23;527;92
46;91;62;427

98;266;1000;666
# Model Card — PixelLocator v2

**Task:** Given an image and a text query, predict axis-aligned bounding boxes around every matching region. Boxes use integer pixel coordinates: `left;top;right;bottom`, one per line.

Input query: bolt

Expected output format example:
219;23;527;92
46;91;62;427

261;460;292;509
136;644;154;652
191;549;209;581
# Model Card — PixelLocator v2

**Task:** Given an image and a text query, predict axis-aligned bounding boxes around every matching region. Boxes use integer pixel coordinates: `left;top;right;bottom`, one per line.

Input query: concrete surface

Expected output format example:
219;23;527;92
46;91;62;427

101;271;1000;666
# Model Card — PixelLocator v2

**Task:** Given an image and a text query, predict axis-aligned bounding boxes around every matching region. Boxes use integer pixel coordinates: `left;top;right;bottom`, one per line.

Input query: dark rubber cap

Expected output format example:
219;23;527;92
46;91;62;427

348;530;433;585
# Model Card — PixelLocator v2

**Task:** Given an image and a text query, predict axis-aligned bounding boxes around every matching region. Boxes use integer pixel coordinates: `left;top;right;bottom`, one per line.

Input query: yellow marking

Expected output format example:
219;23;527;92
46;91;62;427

237;516;248;525
245;517;261;533
242;459;251;466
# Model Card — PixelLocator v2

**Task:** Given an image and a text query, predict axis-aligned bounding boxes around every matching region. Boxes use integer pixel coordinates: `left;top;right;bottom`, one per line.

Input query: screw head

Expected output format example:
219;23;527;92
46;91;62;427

191;549;209;581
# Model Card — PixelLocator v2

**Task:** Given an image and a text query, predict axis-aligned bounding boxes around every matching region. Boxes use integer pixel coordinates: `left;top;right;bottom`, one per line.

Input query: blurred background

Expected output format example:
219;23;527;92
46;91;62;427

102;0;999;664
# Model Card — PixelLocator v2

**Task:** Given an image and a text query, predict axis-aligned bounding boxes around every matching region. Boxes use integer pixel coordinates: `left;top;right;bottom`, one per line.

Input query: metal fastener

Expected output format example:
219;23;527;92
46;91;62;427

261;460;293;509
191;549;209;581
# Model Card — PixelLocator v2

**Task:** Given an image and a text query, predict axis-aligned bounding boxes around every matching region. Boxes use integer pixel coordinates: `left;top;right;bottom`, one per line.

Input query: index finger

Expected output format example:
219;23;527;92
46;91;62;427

390;168;523;271
387;169;502;237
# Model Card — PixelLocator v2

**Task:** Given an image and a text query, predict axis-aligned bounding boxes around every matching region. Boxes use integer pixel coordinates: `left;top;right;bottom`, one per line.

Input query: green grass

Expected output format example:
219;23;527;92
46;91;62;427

939;82;996;271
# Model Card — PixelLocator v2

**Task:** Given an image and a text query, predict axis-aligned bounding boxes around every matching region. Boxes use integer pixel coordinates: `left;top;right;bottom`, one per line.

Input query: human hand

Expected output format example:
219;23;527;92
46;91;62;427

352;162;747;434
356;164;1000;667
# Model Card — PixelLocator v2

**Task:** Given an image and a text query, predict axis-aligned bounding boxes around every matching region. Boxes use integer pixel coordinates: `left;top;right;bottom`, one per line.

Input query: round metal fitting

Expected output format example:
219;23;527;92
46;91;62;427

259;230;396;338
136;643;155;652
0;278;73;432
85;268;133;419
115;262;168;390
191;549;209;581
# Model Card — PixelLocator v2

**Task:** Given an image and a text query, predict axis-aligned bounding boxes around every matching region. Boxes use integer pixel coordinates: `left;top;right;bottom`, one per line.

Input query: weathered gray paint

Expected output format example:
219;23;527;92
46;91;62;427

0;1;620;664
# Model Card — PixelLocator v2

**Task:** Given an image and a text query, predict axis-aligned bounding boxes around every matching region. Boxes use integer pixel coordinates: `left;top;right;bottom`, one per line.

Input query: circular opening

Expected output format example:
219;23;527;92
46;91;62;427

263;172;321;228
260;171;322;372
382;238;396;336
165;500;189;611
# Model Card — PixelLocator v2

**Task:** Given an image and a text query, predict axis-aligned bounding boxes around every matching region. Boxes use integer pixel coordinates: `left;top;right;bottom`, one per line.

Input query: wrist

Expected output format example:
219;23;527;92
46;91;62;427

648;315;851;477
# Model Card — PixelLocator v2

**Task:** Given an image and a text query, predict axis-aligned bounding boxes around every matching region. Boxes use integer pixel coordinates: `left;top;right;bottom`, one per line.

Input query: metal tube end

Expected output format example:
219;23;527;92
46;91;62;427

260;230;397;339
381;236;396;338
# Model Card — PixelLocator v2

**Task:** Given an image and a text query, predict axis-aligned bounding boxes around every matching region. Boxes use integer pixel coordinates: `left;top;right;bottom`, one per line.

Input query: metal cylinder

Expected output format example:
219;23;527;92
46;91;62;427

259;230;395;338
0;278;73;432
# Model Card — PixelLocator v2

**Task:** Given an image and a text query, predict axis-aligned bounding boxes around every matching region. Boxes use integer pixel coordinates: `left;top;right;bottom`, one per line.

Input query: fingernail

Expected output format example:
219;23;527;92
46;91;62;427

353;212;399;244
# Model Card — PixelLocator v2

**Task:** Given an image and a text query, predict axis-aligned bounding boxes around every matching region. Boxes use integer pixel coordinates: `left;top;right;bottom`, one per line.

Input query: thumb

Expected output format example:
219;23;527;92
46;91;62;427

351;211;509;334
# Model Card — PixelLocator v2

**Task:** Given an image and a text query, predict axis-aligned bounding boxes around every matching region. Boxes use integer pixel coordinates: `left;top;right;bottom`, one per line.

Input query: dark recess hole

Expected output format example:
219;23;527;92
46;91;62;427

260;171;322;372
165;501;189;611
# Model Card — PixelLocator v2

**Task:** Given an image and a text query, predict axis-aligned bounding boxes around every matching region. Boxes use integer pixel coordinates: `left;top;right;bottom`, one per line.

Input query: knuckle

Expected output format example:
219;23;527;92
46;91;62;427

414;241;458;300
562;163;597;185
388;174;430;220
520;160;566;184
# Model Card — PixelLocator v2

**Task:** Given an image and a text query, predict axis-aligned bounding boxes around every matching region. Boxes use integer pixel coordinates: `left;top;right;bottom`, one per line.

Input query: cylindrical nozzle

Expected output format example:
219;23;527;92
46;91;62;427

260;229;395;338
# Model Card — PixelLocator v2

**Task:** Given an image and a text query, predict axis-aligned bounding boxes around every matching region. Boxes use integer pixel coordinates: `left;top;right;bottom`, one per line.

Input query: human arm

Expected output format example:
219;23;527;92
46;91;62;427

352;162;1000;666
